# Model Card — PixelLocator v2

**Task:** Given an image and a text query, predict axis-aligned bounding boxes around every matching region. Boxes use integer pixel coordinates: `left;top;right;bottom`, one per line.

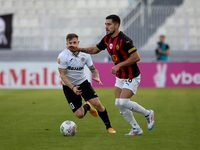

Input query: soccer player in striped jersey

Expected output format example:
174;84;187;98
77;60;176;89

68;14;155;135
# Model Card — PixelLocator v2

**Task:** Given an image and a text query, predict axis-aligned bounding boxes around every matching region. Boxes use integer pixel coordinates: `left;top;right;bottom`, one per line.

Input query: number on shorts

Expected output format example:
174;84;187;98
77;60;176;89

69;102;75;110
125;79;132;85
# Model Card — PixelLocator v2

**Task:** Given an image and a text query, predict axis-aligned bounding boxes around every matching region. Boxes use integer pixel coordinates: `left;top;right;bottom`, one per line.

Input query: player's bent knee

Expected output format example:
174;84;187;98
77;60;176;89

75;113;84;119
119;98;130;107
77;115;84;119
115;98;120;106
74;109;85;119
115;98;127;114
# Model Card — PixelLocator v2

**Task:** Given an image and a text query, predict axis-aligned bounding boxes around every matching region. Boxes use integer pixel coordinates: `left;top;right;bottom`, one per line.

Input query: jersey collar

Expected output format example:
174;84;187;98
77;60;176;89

110;31;122;39
67;48;80;57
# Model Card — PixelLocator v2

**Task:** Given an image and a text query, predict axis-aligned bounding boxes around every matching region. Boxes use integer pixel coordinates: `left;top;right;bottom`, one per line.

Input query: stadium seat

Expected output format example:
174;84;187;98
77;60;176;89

140;0;200;51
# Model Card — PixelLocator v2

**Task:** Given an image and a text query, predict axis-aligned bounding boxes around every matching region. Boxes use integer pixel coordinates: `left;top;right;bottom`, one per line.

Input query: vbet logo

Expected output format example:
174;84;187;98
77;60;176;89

153;63;200;87
171;71;200;85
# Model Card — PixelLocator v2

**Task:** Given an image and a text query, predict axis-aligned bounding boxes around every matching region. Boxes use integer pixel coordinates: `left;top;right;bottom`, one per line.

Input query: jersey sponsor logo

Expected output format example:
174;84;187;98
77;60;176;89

115;44;119;50
57;58;60;64
109;43;113;50
128;47;136;53
81;57;85;62
67;66;84;70
111;55;118;64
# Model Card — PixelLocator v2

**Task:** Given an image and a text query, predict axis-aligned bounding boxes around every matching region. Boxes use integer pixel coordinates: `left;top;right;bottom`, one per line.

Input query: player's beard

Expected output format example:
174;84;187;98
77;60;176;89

107;29;115;36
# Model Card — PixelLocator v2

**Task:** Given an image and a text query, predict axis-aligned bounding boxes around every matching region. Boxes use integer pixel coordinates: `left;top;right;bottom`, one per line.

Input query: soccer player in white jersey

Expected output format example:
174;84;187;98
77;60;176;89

57;33;116;133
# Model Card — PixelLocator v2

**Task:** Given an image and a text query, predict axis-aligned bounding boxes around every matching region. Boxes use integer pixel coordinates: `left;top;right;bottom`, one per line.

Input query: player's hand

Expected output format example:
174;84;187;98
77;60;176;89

92;77;103;86
67;45;78;52
72;86;82;95
158;49;163;54
111;65;120;74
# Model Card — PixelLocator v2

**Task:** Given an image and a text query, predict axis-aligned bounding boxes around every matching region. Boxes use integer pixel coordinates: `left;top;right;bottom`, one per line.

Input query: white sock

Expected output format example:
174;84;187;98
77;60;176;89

119;98;150;116
115;99;140;128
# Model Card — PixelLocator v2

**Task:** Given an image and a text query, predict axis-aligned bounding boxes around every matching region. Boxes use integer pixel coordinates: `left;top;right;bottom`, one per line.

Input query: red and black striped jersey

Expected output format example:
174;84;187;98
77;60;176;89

96;31;140;79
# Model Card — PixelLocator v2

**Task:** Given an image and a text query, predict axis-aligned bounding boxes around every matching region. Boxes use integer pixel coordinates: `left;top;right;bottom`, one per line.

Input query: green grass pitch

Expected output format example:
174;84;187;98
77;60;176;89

0;88;200;150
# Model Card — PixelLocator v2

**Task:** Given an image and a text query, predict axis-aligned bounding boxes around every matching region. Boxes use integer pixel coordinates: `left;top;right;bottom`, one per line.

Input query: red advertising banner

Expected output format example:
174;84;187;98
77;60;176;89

0;62;91;89
0;62;199;88
0;62;61;88
92;62;200;88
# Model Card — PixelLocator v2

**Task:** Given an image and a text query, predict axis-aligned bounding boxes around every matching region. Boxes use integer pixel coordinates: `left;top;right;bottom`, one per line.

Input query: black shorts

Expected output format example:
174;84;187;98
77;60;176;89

62;80;98;112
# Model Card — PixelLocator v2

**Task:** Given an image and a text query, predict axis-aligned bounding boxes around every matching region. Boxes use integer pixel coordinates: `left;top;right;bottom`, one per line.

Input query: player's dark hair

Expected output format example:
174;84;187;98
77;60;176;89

106;14;120;26
66;33;78;41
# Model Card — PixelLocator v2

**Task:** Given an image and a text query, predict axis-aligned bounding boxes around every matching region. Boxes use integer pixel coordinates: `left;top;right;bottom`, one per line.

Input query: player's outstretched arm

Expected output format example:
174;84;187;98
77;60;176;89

78;46;101;54
89;65;103;86
58;68;82;95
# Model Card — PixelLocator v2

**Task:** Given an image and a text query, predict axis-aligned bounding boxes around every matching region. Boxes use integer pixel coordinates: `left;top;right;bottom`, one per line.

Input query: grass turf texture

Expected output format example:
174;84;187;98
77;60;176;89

0;88;200;150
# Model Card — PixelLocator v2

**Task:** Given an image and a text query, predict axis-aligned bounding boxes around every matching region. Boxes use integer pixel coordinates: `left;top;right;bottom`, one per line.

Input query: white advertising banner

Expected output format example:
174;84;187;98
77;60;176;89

0;62;91;89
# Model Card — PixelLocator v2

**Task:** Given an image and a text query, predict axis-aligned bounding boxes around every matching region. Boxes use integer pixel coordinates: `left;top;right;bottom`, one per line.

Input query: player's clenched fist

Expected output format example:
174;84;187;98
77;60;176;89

111;65;120;74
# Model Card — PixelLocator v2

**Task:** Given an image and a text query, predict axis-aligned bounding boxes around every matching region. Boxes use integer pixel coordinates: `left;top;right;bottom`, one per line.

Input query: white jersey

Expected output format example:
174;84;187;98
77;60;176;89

57;48;93;85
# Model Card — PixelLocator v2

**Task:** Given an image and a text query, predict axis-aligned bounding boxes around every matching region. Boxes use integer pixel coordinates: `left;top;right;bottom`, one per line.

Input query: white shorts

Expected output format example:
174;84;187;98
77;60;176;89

115;74;141;95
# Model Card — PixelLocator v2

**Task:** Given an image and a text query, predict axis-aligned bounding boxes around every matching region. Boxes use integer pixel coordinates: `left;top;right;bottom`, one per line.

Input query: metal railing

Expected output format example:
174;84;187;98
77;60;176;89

121;1;200;51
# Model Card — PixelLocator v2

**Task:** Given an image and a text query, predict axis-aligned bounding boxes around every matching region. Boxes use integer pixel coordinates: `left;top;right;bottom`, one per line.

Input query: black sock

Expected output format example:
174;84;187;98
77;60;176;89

98;109;112;129
83;104;90;116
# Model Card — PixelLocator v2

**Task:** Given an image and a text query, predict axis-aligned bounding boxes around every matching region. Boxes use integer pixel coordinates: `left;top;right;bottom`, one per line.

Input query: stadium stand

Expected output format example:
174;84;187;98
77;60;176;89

0;0;200;62
123;0;200;51
123;0;184;50
141;0;200;51
0;0;131;51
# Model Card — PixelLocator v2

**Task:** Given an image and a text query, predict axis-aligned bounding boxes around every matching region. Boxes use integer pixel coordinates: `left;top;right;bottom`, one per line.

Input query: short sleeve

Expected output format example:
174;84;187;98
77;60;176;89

85;54;93;67
166;44;170;49
122;40;137;55
96;36;107;50
57;54;67;69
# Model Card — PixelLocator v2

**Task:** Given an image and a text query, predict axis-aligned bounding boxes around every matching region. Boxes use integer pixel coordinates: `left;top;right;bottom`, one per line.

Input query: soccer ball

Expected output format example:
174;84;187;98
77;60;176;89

60;120;77;136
